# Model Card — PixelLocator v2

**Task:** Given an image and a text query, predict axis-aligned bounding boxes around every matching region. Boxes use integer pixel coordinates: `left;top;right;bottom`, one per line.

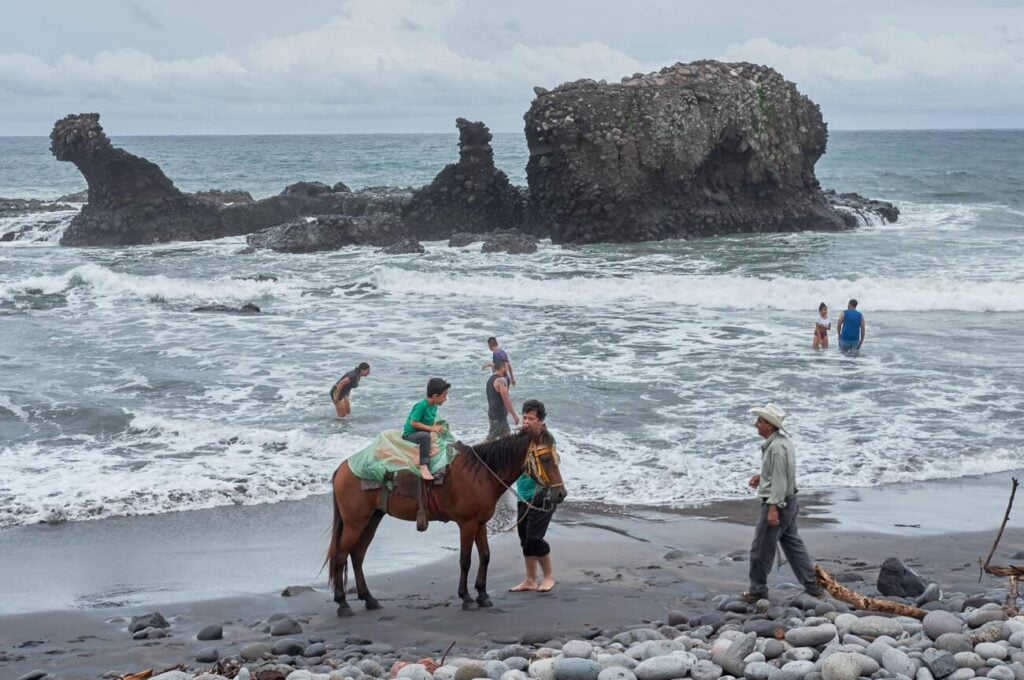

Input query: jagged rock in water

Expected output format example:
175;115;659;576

481;231;539;254
191;303;261;314
824;190;899;226
448;232;488;247
193;189;254;206
247;214;407;253
56;190;89;203
52;113;226;246
50;114;394;247
524;60;893;244
405;118;527;239
380;238;425;254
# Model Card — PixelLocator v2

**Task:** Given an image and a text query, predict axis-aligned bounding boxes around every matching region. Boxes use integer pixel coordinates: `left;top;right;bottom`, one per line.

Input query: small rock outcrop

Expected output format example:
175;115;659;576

191;303;261;314
193;189;254;206
404;118;526;239
246;214;406;253
877;557;927;598
524;60;896;244
52;113;225;246
380;238;425;254
481;230;539;254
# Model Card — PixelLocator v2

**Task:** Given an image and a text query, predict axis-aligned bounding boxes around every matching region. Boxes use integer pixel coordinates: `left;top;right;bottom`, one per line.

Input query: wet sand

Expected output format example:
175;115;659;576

1;473;1021;678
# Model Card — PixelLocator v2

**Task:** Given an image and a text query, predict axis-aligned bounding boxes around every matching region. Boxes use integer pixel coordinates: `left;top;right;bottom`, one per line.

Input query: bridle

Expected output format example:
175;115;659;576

463;438;562;514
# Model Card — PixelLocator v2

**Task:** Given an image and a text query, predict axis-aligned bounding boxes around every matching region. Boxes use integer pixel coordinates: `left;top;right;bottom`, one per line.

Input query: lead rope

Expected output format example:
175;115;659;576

463;443;552;532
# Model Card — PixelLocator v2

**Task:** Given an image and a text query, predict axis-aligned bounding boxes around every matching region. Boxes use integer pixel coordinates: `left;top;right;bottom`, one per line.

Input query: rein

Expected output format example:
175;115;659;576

463;442;554;515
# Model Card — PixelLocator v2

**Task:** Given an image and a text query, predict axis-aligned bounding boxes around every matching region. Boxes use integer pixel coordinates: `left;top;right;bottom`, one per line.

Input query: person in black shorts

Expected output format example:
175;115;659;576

331;362;370;418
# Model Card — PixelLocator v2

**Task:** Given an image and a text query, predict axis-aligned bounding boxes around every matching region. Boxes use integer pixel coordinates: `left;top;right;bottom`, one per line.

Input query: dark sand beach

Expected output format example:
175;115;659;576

2;473;1022;678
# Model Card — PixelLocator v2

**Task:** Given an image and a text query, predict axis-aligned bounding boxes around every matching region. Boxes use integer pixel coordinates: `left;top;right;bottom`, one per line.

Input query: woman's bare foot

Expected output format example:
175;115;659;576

537;577;556;592
419;464;434;480
509;580;538;592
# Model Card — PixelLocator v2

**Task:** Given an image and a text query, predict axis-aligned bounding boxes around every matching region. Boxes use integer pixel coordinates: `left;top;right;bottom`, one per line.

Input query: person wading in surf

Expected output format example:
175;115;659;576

331;362;370;418
482;336;516;387
402;377;450;480
741;403;824;603
509;399;559;593
836;299;866;354
485;360;519;441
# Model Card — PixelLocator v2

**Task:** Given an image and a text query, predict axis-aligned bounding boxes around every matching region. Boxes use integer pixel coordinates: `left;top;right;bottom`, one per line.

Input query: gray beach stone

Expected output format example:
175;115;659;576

634;654;695;680
853;618;906;640
196;647;220;663
763;640;787;661
745;661;778;680
822;653;862;680
397;665;433;680
917;584;942;606
1010;632;1024;648
924;613;964;640
917;668;935;680
17;672;49;680
197;624;223;641
271;617;302;636
691;660;723;680
502;646;533;660
485;662;512;680
129;612;170;633
554;658;603;680
882;647;917;678
877;558;927;598
935;634;973;654
502;672;530;680
715;633;757;677
506;659;531;672
967;611;1008;629
1007;664;1024;680
745;619;786;638
273;638;306;656
529;659;557;680
988;668;1016;680
744;653;767;665
971;622;1007;644
948;670;975;680
785;648;818;663
779;660;816;680
304;642;327;657
953;653;985;670
239;643;272;659
434;667;458;680
787;625;839;648
976;645;1009;661
921;650;957;678
597;669;637;680
564;641;596;659
359;660;385;677
855;654;882;676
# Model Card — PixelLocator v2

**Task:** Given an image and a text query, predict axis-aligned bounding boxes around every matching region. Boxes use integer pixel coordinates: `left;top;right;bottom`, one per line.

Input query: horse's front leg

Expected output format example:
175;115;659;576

473;523;492;607
458;521;478;610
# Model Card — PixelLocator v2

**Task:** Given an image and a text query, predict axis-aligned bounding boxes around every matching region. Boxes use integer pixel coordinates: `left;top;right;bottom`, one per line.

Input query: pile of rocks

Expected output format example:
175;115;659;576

75;584;1023;680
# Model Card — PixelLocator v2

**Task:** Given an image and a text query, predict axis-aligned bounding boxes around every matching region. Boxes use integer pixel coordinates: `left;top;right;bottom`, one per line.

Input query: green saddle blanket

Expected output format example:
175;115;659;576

346;421;458;483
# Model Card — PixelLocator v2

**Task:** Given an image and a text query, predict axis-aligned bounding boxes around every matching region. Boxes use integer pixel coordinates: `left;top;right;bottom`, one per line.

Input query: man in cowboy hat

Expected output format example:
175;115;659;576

742;403;825;602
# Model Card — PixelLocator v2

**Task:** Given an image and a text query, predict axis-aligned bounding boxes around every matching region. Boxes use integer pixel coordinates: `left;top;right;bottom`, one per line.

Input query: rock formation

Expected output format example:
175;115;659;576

524;60;896;244
52;114;225;246
404;118;526;239
246;213;407;253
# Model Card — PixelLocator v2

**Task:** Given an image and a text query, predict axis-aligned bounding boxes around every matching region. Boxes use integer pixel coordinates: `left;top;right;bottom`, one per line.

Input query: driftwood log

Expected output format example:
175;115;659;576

979;477;1021;615
815;564;927;619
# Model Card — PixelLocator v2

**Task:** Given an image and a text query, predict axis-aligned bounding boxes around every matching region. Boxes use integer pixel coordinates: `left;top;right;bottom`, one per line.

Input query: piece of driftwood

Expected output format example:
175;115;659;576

815;564;927;619
979;477;1021;614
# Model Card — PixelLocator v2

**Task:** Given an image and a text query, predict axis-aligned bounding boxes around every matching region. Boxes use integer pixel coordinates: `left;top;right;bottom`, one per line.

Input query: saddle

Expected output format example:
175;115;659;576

363;469;449;532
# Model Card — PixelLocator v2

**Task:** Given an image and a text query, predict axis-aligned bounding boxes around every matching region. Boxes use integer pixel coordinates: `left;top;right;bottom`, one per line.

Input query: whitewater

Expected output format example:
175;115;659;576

1;129;1022;528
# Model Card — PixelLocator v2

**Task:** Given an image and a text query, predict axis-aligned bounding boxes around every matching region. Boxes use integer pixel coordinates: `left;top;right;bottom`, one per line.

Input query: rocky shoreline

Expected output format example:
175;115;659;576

3;61;899;248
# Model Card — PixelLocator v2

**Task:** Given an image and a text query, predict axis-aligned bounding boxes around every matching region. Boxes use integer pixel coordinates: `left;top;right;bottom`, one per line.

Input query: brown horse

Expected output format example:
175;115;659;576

326;430;566;616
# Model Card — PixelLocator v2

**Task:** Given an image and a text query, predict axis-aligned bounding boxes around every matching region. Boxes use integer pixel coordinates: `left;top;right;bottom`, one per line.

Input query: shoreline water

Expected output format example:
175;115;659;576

1;472;1022;678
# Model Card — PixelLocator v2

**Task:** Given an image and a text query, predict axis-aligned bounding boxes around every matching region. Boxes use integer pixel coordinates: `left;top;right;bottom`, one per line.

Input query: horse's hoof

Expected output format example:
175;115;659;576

477;596;493;608
336;604;354;617
462;600;479;611
364;597;382;610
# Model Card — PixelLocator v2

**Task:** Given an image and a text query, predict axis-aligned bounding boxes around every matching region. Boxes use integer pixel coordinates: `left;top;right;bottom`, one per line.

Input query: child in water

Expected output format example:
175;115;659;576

813;302;831;350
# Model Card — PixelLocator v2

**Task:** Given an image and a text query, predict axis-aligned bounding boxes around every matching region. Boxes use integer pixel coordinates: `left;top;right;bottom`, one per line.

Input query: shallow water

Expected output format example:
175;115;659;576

1;130;1023;528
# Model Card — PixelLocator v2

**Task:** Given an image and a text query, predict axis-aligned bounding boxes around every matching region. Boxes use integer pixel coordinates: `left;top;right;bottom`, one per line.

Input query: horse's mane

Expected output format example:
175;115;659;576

456;430;532;481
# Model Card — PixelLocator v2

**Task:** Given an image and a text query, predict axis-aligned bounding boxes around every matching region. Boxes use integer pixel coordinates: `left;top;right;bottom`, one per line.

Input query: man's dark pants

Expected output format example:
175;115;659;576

403;431;432;466
486;418;511;442
517;494;555;557
748;495;817;595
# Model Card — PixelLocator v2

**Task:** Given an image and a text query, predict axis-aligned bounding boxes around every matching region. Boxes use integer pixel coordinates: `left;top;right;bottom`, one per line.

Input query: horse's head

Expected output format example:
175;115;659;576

525;440;567;505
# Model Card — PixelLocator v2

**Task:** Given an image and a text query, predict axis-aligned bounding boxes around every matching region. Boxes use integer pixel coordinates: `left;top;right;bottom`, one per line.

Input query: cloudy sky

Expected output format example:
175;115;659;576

2;0;1022;135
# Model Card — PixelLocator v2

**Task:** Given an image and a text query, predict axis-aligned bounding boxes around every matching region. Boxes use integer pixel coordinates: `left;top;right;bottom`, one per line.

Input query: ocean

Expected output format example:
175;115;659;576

1;129;1023;530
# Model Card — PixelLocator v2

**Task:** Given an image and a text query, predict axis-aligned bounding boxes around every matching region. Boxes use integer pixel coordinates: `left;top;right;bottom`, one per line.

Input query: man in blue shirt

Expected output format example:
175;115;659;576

837;299;866;354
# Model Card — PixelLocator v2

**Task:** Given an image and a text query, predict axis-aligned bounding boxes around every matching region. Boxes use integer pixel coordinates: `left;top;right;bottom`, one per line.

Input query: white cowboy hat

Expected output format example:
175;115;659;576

750;403;787;430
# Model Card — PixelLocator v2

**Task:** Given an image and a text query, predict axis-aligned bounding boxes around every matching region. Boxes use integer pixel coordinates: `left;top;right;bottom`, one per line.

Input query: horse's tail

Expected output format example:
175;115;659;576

325;467;347;592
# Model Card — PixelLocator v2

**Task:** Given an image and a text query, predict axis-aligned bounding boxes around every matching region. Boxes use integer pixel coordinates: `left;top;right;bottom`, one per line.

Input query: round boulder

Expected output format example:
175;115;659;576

925;612;965;640
633;654;694;680
553;658;602;680
822;653;862;680
851;616;905;640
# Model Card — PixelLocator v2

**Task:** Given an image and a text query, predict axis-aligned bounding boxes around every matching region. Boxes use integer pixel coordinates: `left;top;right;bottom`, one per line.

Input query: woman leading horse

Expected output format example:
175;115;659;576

326;405;567;616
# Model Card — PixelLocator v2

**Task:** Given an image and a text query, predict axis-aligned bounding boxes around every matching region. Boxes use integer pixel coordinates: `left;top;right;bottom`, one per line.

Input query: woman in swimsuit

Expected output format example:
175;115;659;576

813;302;830;350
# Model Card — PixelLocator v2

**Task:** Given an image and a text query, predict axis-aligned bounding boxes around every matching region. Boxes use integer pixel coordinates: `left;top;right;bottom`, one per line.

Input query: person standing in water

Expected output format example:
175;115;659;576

812;303;831;350
485;360;519;441
482;337;516;387
836;299;866;354
330;362;370;418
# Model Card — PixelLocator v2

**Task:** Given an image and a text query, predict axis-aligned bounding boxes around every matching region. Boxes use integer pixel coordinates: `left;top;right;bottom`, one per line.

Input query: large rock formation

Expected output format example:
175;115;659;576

524;60;894;244
52;114;224;245
404;118;526;239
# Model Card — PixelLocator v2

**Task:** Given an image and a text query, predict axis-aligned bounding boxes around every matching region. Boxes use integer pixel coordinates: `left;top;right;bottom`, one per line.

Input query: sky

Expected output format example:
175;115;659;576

1;0;1022;135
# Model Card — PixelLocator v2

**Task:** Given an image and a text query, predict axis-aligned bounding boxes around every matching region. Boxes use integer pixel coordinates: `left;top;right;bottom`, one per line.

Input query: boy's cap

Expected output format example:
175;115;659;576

427;377;451;397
